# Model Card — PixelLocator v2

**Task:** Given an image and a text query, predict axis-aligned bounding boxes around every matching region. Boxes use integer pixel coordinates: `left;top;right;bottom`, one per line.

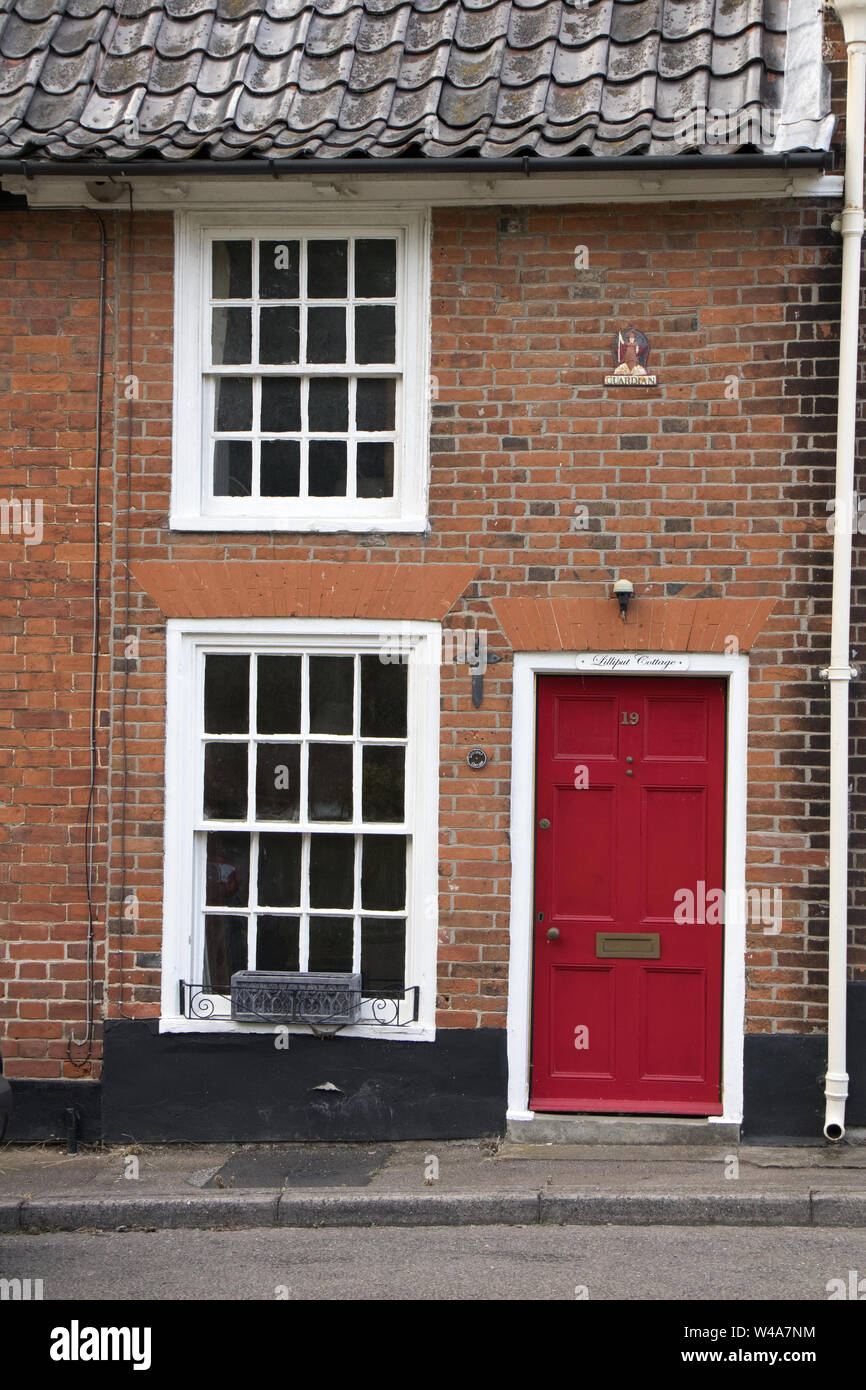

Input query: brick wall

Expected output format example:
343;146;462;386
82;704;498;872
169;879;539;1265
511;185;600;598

0;213;117;1079
1;184;864;1080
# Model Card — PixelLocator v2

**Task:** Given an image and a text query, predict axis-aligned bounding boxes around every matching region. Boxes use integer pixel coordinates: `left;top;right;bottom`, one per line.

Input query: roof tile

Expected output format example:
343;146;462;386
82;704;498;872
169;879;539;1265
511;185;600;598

0;0;835;161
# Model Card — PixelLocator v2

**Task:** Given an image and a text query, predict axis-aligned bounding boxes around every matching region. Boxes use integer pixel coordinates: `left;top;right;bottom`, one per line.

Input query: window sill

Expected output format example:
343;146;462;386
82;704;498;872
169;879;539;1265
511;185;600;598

158;1014;435;1042
169;512;429;534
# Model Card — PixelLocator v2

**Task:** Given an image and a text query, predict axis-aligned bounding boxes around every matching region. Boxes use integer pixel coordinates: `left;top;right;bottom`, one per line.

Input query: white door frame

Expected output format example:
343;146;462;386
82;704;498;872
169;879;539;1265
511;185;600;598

505;651;749;1126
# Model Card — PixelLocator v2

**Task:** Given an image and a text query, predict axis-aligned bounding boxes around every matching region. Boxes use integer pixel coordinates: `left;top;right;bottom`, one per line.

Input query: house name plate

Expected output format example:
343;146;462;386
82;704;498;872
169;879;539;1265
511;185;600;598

575;654;691;672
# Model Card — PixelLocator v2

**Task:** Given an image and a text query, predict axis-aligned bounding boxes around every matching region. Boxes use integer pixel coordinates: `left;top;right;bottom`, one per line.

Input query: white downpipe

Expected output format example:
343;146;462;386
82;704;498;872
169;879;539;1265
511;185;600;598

823;1;866;1141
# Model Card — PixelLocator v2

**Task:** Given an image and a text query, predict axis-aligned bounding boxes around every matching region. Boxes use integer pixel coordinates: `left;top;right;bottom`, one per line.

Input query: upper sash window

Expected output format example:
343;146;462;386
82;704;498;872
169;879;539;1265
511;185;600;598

172;212;430;533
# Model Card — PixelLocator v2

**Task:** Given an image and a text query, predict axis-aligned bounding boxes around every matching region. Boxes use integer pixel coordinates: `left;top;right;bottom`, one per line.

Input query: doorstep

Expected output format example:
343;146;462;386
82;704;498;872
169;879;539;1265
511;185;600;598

506;1114;742;1146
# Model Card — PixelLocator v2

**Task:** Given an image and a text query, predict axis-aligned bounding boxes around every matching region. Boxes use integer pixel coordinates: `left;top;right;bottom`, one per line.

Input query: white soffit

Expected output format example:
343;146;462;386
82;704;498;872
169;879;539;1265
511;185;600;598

1;169;842;210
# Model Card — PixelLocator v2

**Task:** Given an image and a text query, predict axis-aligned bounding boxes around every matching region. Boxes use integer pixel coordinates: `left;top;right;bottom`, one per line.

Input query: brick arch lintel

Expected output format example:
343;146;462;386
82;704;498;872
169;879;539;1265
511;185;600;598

130;561;479;622
491;596;776;653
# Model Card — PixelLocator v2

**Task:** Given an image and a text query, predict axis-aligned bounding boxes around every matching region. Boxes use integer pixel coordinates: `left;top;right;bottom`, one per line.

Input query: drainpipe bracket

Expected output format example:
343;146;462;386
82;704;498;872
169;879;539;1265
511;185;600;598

840;207;865;237
820;664;858;680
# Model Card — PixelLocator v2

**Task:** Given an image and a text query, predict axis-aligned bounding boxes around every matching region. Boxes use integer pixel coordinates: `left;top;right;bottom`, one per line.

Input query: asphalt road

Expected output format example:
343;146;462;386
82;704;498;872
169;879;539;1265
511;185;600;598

3;1224;866;1301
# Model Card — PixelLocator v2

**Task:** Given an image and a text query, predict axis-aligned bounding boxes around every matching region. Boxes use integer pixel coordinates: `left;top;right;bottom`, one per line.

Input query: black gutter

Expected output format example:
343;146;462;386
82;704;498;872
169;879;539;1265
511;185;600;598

0;152;831;178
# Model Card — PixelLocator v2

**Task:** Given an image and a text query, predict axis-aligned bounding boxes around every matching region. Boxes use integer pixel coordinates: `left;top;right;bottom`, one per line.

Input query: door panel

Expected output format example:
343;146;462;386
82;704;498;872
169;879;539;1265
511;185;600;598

639;968;707;1080
530;674;725;1114
643;696;708;760
641;787;707;921
549;965;615;1078
551;786;616;921
555;696;619;756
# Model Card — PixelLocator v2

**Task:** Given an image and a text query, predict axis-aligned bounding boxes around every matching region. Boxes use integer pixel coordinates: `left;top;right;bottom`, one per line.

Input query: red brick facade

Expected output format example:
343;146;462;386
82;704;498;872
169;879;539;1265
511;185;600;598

1;183;865;1087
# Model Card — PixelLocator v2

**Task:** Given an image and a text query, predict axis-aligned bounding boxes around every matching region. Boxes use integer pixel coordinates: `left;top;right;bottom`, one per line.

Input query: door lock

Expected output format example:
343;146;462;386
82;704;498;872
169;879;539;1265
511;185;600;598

538;818;551;830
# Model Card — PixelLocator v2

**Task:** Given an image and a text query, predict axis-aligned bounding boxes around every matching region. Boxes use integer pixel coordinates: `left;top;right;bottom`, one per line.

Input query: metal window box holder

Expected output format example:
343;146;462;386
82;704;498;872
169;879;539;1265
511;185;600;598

179;974;420;1031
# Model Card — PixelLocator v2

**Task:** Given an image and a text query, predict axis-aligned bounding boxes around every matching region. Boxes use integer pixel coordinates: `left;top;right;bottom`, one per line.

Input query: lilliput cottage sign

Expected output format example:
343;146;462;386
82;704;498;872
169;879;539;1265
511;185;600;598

604;325;658;387
576;654;691;672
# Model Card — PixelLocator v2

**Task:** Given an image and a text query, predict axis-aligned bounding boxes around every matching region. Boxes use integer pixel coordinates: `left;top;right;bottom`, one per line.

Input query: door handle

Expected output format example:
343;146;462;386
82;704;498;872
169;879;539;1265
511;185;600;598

546;927;560;942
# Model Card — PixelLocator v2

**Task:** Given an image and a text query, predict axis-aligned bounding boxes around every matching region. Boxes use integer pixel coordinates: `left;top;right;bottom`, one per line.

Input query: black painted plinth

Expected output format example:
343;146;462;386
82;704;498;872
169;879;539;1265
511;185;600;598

100;1019;508;1143
742;982;866;1141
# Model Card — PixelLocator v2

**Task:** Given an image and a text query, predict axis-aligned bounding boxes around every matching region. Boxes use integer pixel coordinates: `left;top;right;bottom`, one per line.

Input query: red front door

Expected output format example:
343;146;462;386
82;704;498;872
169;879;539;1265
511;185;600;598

530;675;726;1114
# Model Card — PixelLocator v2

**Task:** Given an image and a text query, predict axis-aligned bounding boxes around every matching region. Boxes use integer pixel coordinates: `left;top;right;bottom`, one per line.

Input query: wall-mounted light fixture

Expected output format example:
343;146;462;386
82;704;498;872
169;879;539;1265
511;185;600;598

613;579;634;622
85;180;128;204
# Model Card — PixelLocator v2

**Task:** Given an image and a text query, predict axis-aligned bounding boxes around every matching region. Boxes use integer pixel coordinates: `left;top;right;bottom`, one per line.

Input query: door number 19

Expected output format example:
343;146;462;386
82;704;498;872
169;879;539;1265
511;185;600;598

621;711;640;725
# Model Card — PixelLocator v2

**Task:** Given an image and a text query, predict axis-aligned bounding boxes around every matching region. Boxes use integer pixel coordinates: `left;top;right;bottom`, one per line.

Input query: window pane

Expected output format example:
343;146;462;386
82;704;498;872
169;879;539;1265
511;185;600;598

307;239;348;299
361;834;406;910
256;655;301;734
256;743;300;821
259;239;299;300
258;833;301;906
308;440;347;497
212;240;252;300
308;917;353;973
309;833;354;908
307;307;346;364
203;744;248;820
309;377;349;432
356;378;395;431
362;746;404;822
260;306;299;365
357;442;394;499
213;440;252;497
360;656;407;737
203;915;248;993
205;655;249;734
205;831;250;907
355;305;395;364
260;441;300;497
212;307;251;365
214;377;252;432
261;377;301;432
309;656;353;734
361;919;405;996
355;239;396;298
256;915;300;971
308;744;353;821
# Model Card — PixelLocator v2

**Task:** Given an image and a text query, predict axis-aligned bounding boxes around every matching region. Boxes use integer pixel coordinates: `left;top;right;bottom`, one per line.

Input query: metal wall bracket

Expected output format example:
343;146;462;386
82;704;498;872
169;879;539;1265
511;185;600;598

469;645;503;707
819;665;859;680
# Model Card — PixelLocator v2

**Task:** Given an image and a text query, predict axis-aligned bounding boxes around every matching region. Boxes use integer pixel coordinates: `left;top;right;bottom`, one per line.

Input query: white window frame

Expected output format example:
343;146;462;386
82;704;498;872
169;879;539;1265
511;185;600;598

160;618;440;1040
171;209;431;532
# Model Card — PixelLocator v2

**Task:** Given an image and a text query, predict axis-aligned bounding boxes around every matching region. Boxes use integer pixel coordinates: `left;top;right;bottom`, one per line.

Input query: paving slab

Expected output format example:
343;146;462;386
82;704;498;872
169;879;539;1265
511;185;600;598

204;1142;393;1189
0;1143;238;1199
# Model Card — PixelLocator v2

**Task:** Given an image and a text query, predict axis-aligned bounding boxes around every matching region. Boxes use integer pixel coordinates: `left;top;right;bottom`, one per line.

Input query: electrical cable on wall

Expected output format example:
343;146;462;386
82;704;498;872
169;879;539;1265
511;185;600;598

68;209;107;1065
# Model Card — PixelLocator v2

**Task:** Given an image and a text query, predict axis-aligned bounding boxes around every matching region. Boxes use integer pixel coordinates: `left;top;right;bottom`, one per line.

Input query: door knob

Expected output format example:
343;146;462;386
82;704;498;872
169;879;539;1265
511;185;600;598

538;817;551;830
546;927;560;941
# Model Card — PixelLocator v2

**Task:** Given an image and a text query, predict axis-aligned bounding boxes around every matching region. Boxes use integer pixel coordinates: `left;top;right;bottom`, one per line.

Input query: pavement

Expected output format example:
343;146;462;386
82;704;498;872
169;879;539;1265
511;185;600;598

2;1137;866;1232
